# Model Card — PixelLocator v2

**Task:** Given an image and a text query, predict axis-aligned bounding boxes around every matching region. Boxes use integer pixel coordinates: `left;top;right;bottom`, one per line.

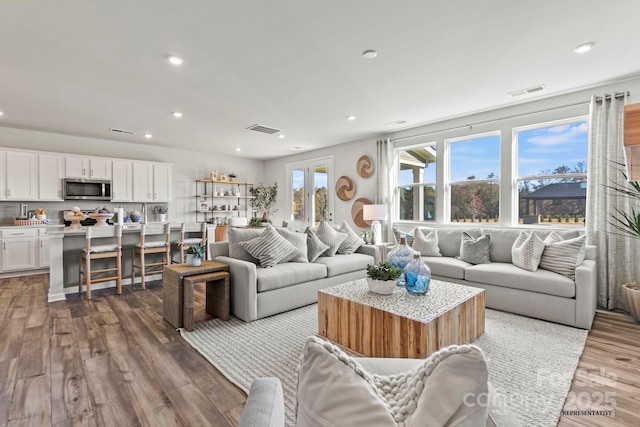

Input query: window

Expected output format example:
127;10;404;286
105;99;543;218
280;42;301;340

397;144;437;221
448;133;500;223
286;157;334;226
515;118;588;226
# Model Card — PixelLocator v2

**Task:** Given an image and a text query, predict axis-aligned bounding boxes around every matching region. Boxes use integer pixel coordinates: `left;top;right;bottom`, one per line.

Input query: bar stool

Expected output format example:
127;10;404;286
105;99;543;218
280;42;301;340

173;222;207;264
79;225;123;299
131;223;171;289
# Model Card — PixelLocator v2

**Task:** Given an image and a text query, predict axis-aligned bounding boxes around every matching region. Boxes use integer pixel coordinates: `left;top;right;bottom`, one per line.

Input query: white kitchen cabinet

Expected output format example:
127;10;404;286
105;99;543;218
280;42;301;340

6;151;38;200
153;163;172;202
132;161;153;201
0;229;37;272
37;229;50;268
65;155;112;179
0;151;5;200
112;160;133;202
38;153;65;200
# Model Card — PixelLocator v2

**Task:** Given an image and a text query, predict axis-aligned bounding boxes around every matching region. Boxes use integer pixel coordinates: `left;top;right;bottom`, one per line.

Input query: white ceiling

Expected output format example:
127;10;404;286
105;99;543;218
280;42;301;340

1;0;639;160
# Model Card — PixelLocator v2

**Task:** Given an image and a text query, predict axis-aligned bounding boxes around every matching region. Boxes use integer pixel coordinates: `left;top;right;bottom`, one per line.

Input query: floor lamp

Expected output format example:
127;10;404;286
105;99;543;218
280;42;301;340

363;204;388;245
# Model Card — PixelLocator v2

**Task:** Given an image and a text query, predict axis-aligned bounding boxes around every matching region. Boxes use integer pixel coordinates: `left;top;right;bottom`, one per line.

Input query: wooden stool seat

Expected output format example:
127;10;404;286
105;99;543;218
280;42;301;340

79;225;123;299
131;223;171;289
182;270;230;331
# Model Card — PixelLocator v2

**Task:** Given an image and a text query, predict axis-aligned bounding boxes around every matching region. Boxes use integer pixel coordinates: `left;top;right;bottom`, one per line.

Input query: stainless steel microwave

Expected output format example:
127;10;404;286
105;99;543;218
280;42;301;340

63;178;112;201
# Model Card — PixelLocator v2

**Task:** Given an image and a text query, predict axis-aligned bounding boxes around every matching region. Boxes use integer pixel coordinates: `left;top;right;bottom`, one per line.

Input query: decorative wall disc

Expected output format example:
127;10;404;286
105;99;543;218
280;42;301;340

356;155;375;178
351;197;373;227
336;176;356;201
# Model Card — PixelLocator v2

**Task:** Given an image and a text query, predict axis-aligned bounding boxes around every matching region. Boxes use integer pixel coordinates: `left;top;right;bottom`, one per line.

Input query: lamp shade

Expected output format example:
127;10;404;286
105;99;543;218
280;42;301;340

363;204;388;221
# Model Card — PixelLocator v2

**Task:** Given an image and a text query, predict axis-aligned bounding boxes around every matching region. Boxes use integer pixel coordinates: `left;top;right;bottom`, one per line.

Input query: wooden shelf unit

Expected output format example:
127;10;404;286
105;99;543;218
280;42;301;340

194;180;254;224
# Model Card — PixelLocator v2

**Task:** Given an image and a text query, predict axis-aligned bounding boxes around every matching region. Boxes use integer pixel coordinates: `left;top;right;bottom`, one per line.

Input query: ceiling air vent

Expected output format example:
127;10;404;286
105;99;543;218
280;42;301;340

508;85;547;97
246;124;281;134
109;128;135;135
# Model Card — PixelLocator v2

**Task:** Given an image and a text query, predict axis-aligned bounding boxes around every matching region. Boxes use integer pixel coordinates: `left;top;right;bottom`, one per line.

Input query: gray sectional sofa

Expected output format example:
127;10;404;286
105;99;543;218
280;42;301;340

210;227;379;322
393;226;597;329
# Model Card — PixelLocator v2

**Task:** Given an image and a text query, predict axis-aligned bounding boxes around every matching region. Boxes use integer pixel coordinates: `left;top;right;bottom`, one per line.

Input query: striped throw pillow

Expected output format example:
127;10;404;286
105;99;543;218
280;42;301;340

276;228;309;263
412;227;442;257
538;233;586;279
239;225;297;268
316;220;347;257
337;222;364;254
305;228;330;262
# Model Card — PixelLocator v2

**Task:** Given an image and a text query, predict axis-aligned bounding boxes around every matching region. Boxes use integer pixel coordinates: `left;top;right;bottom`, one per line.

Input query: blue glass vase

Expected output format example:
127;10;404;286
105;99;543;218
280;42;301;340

404;253;431;295
387;237;414;286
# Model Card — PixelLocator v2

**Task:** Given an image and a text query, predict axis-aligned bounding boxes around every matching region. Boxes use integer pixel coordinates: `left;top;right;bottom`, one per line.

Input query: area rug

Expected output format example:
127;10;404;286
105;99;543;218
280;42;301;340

180;305;587;427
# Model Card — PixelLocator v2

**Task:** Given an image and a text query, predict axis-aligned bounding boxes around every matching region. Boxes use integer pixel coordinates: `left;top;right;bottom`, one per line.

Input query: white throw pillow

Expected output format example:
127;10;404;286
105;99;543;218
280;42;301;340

412;227;442;257
538;233;586;279
337;222;364;254
275;228;308;263
238;225;297;268
316;220;347;257
297;336;489;427
511;231;545;272
305;228;330;262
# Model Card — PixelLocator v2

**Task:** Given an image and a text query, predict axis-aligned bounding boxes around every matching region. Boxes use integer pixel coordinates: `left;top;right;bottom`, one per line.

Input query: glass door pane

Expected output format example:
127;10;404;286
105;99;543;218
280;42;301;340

291;168;305;221
313;165;328;225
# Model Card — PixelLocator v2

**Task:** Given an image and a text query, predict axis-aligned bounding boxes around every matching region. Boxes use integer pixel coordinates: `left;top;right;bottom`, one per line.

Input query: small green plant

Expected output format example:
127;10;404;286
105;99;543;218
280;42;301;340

366;262;403;281
249;217;271;227
186;243;205;260
153;205;168;214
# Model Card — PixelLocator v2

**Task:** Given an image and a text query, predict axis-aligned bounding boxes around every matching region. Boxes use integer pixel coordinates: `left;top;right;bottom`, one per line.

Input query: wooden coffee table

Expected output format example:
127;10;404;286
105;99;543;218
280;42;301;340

318;279;485;358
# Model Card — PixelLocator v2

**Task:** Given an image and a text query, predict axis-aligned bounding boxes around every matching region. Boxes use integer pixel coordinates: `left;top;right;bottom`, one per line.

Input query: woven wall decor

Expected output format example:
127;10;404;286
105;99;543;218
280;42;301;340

351;197;373;227
336;176;356;201
356;155;374;178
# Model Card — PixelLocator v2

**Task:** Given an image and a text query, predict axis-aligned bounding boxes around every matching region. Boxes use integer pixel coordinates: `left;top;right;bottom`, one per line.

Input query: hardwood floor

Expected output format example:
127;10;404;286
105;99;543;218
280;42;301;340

1;274;639;426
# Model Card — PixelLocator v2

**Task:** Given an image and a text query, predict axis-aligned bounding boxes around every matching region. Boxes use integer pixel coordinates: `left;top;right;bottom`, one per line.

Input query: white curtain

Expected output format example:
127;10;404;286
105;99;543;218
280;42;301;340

586;93;634;310
376;139;394;242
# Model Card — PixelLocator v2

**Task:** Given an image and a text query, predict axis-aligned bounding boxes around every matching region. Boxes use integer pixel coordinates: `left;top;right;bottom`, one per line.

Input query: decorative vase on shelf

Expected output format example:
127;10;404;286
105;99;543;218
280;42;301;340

130;210;141;223
387;236;414;286
404;253;431;295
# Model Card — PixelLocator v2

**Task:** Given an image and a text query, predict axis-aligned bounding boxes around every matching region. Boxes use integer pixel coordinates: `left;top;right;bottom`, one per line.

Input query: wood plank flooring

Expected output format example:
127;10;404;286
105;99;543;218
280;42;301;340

1;274;639;426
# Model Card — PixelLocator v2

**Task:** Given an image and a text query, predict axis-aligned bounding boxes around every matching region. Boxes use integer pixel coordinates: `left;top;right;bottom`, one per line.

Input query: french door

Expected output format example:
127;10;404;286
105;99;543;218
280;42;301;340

286;157;334;227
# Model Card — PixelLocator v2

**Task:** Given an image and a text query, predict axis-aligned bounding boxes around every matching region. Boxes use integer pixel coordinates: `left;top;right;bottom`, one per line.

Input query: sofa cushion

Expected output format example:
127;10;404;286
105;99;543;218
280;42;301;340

457;232;491;265
511;231;546;272
256;262;328;292
228;227;264;264
239;225;298;268
412;227;442;257
539;233;586;279
275;228;308;263
296;336;489;427
314;253;373;277
337;222;364;254
424;256;471;280
434;227;481;258
465;262;576;298
480;228;520;263
316;220;347;257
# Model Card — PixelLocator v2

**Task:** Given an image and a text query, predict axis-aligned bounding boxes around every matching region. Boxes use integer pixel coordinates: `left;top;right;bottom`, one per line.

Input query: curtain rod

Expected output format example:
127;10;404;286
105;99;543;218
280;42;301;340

393;91;631;143
594;91;630;102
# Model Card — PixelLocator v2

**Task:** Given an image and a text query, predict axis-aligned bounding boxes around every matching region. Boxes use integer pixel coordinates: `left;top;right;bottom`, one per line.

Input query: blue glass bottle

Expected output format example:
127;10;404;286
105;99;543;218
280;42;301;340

404;253;431;295
387;236;414;286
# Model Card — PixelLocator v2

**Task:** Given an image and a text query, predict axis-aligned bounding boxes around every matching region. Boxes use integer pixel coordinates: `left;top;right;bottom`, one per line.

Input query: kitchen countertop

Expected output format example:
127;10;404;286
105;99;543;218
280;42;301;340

0;222;212;236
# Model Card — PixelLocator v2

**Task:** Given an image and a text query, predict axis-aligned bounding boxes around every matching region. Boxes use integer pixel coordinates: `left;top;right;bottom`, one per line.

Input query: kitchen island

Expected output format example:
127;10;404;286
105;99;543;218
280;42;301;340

0;223;215;302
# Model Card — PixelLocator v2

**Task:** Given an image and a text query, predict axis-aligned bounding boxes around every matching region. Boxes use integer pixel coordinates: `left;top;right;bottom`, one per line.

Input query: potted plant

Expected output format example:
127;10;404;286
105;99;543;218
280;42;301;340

250;182;278;225
153;205;168;222
365;262;403;295
185;243;205;267
608;162;640;321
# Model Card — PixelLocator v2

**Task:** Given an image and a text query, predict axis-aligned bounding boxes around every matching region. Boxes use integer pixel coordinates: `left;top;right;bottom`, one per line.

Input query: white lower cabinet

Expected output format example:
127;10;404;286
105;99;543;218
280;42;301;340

0;229;37;272
37;229;50;268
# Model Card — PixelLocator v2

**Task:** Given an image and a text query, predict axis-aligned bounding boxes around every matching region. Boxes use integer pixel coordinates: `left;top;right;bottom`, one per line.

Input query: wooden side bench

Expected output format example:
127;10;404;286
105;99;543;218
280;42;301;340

182;271;230;331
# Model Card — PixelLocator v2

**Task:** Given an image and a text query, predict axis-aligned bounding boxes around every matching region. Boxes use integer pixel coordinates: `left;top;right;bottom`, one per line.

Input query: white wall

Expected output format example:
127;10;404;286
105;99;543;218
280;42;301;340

0;127;264;223
264;137;381;231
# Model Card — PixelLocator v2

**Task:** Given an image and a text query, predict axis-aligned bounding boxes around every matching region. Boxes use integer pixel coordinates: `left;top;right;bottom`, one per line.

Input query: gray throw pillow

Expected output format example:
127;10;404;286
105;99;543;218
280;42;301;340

305;228;330;262
316;220;347;257
456;232;491;264
337;222;364;254
412;227;442;257
538;233;586;279
511;231;545;272
276;228;309;263
393;227;415;246
239;225;297;268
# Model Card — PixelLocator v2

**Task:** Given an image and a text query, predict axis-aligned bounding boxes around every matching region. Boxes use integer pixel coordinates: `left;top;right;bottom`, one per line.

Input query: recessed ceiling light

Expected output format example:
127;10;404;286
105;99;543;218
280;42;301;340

347;115;356;121
168;55;184;65
279;134;286;139
0;111;3;116
235;147;242;151
144;133;152;139
290;146;302;151
362;50;378;59
173;111;183;118
574;42;594;54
